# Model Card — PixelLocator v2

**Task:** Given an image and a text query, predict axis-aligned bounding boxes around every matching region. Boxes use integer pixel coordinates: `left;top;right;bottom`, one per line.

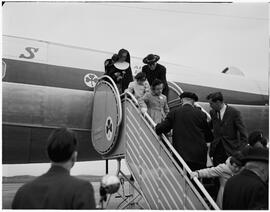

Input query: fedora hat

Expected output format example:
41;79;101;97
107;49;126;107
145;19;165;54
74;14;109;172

143;54;160;64
180;92;199;102
241;146;269;163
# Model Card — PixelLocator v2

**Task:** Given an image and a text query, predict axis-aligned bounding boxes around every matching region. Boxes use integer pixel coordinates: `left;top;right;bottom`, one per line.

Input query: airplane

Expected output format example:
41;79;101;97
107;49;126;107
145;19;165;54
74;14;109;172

2;34;269;209
2;34;268;165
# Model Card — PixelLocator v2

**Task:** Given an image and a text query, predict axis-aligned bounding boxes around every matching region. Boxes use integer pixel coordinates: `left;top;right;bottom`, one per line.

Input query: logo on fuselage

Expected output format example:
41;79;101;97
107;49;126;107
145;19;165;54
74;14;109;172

84;73;98;88
19;47;39;59
105;116;113;141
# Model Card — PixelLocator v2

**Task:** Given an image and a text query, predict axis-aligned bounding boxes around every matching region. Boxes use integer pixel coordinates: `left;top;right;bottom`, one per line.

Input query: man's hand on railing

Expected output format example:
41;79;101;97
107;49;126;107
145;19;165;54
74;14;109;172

141;107;147;115
190;171;199;179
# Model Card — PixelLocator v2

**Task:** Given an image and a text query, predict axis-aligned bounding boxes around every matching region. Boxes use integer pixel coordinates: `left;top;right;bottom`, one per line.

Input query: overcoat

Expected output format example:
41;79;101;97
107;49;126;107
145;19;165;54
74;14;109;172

223;169;268;210
156;104;213;167
12;165;96;209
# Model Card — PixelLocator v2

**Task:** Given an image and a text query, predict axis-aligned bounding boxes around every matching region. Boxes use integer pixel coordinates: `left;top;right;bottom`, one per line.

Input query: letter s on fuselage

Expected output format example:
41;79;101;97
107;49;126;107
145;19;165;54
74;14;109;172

19;47;39;59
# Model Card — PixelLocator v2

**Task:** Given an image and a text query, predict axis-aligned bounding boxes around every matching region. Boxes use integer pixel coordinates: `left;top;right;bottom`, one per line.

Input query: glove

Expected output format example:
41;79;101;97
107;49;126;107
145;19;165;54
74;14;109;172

141;107;147;114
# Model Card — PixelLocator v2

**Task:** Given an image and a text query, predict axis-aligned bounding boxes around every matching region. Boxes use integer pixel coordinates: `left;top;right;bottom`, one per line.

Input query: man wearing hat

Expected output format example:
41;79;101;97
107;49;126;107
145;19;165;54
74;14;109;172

142;54;169;98
155;92;213;171
223;147;269;210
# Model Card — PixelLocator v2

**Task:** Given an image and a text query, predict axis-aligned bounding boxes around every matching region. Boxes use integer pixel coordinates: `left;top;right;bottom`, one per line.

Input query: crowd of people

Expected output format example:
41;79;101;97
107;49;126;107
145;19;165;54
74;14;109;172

105;49;268;210
105;49;170;124
156;90;268;209
11;49;268;210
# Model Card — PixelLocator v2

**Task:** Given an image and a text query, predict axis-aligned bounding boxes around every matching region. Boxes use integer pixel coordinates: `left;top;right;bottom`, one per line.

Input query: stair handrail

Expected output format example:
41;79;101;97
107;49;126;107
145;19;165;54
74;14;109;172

97;75;122;127
124;91;219;210
167;82;211;122
160;134;219;210
169;81;184;96
121;90;139;106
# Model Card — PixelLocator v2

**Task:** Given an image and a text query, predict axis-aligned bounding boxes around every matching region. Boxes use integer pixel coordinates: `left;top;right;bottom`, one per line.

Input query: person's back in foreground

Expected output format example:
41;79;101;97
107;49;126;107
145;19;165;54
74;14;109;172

12;128;96;209
155;92;213;171
223;146;268;210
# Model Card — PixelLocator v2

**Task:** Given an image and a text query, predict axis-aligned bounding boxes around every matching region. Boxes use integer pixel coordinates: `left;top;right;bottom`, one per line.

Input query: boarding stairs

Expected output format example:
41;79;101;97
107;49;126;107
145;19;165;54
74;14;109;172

91;76;219;210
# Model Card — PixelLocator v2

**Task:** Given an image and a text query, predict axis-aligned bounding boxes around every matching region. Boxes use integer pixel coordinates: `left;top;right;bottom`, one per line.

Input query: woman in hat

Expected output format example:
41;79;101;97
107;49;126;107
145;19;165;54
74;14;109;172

111;49;133;93
104;49;133;93
104;54;124;92
139;79;169;124
142;54;169;98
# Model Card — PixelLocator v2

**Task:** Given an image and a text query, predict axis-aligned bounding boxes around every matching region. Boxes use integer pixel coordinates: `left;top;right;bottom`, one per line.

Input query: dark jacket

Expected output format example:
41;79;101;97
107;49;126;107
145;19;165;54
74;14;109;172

105;65;133;93
155;104;213;166
223;169;268;210
121;67;133;92
209;105;247;157
142;63;169;97
12;166;96;209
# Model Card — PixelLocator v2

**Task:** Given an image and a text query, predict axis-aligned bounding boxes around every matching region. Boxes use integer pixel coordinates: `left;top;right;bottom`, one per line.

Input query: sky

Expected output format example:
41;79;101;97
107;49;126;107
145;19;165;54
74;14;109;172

2;2;269;80
2;2;269;176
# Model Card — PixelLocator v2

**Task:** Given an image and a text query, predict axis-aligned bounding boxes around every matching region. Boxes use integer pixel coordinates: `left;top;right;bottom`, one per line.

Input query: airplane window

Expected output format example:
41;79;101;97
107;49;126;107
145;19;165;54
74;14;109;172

221;66;245;76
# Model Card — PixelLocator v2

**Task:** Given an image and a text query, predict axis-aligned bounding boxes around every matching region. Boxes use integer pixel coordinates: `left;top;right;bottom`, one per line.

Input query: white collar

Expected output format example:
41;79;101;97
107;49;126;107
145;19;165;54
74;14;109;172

219;104;227;120
220;104;226;113
114;61;130;70
182;102;194;107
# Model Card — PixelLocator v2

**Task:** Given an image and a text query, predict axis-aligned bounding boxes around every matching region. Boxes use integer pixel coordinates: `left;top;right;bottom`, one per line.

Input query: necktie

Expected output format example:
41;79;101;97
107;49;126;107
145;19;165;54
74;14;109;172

217;111;221;121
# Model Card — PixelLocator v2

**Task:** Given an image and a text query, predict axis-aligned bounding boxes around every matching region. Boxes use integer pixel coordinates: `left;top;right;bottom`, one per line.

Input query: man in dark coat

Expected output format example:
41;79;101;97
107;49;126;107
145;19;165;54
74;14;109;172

207;92;247;166
155;92;213;171
142;54;169;98
223;147;268;210
12;128;96;209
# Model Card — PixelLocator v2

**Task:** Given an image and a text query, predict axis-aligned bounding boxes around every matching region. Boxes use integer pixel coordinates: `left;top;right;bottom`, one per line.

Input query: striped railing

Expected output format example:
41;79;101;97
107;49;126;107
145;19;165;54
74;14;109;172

123;92;219;210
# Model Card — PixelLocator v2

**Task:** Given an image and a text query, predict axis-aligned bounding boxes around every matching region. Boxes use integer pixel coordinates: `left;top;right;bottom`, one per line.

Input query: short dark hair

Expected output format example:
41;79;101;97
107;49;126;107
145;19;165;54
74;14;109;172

230;151;244;167
151;79;163;88
47;128;78;163
206;92;223;102
261;137;268;148
135;72;146;81
248;131;268;147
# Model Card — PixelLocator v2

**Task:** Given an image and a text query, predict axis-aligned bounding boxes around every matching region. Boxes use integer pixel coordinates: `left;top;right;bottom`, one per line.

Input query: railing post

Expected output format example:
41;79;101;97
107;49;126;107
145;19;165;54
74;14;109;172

183;167;187;209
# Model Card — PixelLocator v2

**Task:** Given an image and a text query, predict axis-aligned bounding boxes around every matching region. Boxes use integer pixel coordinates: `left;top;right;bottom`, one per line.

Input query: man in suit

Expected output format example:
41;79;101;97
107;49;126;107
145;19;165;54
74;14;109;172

223;147;268;210
155;92;213;171
207;92;247;166
142;54;169;98
12;128;96;209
